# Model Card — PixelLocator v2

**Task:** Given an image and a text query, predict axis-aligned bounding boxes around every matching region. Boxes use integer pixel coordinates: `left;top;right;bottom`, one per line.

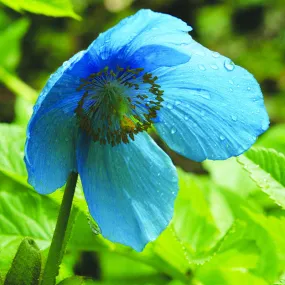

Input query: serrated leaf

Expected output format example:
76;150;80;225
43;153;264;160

203;158;257;197
0;0;80;20
4;238;41;285
238;147;285;208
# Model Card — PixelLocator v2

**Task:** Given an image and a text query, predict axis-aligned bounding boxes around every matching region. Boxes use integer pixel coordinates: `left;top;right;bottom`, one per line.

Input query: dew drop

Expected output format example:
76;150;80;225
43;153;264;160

231;115;237;121
219;135;225;141
229;88;233;92
210;64;218;70
261;120;268;130
198;64;206;71
247;87;251;91
200;110;206;116
200;91;211;99
171;127;177;134
166;103;173;110
184;115;189;121
175;100;182;106
224;59;235;71
212;51;220;58
195;51;205;56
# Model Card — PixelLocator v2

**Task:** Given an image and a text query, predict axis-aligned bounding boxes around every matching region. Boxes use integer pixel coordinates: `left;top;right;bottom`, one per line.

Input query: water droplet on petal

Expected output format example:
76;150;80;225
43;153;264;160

171;127;177;134
184;115;189;121
211;64;218;70
261;120;268;130
200;110;206;116
231;115;237;121
224;59;235;71
166;103;173;110
175;100;182;106
247;87;251;91
219;135;225;141
229;88;233;92
198;64;206;71
212;51;220;58
195;51;205;56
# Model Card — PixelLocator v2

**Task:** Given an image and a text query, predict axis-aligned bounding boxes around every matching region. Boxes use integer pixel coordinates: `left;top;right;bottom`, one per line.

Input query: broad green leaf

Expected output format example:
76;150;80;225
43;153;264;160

0;124;28;187
4;238;41;285
0;0;80;20
195;219;278;285
0;176;58;277
173;170;233;262
0;18;29;71
204;158;257;197
238;147;285;208
257;124;285;154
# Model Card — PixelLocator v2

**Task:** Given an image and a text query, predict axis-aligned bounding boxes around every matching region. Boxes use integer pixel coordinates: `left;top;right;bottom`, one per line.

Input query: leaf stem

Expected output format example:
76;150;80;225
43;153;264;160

0;65;38;102
41;172;78;285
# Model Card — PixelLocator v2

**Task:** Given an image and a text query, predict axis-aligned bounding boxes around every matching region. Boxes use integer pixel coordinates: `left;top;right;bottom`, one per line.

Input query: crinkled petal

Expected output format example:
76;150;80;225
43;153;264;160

76;132;178;251
154;40;269;162
84;9;192;72
25;52;87;194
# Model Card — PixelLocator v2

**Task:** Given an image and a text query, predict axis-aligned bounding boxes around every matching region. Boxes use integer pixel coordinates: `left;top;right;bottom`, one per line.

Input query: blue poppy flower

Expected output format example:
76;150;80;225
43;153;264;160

25;9;269;251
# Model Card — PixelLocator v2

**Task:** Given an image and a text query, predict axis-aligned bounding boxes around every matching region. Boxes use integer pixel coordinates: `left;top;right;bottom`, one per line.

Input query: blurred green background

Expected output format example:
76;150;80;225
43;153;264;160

0;0;285;284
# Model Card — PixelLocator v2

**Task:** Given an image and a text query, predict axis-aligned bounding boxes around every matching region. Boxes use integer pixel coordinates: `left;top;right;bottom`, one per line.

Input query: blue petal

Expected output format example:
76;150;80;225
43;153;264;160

154;40;269;162
84;9;192;72
25;52;87;194
76;132;178;251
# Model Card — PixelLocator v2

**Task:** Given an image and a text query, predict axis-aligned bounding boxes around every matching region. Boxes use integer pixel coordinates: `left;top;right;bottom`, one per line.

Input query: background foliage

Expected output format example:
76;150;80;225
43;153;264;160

0;0;284;284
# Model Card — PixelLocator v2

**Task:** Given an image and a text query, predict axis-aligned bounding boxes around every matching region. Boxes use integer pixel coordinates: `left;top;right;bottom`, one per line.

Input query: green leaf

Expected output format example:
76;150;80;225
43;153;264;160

0;176;58;276
256;123;285;154
203;158;258;197
0;18;29;71
238;147;285;208
172;170;234;263
195;219;277;285
0;124;29;187
0;0;80;19
4;238;41;285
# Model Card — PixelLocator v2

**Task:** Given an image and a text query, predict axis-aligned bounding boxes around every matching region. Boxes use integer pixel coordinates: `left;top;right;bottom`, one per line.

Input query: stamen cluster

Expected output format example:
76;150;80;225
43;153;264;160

75;65;164;146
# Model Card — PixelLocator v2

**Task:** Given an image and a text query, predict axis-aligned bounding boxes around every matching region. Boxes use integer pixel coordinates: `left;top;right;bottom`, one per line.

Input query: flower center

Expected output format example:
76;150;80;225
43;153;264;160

75;65;164;146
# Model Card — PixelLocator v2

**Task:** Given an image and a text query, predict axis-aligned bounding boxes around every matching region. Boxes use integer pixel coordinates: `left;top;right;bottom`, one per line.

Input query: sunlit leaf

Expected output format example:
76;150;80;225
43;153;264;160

238;147;285;208
0;0;80;20
204;158;257;197
257;124;285;154
0;18;29;71
173;170;233;263
0;176;57;276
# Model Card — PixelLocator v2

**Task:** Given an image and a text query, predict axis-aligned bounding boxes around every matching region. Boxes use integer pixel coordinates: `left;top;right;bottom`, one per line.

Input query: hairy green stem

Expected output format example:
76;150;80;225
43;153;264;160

41;172;78;285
